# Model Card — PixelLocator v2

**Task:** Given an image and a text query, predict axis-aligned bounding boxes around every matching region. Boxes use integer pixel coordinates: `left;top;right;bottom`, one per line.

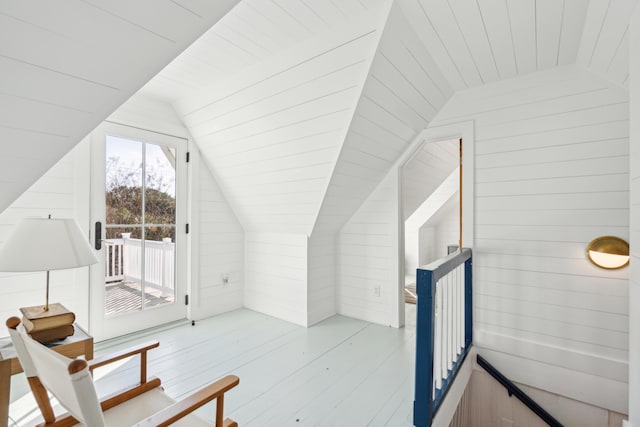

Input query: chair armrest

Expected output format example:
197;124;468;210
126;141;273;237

133;375;239;427
88;340;159;371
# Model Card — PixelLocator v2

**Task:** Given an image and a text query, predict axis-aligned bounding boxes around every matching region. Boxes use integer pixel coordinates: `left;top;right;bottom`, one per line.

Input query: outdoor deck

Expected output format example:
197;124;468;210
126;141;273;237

105;281;175;316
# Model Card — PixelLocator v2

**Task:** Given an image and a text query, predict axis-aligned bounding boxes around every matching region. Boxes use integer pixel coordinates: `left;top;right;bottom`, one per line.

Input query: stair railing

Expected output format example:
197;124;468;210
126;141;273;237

413;248;472;427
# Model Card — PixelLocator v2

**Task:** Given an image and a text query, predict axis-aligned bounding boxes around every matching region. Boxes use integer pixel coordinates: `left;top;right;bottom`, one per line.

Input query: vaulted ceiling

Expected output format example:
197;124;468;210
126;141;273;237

0;0;240;214
139;0;387;102
1;0;637;231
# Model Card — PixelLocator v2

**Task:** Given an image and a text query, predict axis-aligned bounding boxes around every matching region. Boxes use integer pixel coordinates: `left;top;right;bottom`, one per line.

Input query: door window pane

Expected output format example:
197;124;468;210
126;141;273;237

103;137;177;317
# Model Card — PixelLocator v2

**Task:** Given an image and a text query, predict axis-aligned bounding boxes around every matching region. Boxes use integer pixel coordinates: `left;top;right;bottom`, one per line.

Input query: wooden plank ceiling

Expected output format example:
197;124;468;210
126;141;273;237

0;0;239;214
139;0;387;102
143;0;636;235
3;0;636;232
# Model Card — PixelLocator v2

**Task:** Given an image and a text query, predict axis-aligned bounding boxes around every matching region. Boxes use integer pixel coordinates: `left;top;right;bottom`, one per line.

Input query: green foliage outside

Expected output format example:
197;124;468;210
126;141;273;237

105;156;176;242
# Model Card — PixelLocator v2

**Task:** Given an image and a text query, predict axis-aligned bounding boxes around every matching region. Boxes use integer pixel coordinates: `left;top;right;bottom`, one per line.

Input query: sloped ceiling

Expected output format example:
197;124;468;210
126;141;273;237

0;0;239;214
402;139;459;221
139;0;387;102
143;0;637;236
174;6;388;234
169;1;455;235
313;1;454;233
6;0;635;237
577;0;639;88
398;0;590;91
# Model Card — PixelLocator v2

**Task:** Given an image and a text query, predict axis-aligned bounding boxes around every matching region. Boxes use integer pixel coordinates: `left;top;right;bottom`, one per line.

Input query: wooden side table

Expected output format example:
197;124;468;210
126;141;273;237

0;324;93;427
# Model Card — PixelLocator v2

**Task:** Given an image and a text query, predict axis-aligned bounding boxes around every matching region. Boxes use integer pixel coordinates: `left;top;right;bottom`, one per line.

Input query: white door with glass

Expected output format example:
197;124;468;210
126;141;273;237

90;122;188;341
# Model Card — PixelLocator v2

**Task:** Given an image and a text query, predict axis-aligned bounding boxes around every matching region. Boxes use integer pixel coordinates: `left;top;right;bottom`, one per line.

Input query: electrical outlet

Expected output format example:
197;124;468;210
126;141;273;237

222;274;229;286
374;285;381;297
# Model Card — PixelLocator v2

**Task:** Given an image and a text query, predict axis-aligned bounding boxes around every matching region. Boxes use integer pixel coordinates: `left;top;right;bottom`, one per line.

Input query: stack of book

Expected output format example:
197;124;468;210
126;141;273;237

20;303;76;343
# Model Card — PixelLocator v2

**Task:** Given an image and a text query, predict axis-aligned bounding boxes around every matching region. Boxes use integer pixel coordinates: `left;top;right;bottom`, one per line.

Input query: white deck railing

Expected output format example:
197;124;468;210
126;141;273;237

104;234;175;296
104;239;124;282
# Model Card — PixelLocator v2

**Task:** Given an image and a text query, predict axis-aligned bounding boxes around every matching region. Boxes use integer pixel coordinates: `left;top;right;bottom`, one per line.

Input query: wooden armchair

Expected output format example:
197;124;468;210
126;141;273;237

6;317;239;427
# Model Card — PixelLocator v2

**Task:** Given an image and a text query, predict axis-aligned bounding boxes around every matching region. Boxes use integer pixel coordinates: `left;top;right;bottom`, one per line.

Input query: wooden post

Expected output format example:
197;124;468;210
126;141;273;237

0;356;9;427
464;257;473;348
413;268;436;427
459;138;463;251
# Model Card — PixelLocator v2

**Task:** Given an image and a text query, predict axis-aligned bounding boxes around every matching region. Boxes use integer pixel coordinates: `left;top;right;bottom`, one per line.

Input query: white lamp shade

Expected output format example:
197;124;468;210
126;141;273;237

0;217;98;272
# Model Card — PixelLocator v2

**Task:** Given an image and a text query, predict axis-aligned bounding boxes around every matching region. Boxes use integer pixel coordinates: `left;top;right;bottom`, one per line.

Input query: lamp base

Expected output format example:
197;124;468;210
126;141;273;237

20;303;75;333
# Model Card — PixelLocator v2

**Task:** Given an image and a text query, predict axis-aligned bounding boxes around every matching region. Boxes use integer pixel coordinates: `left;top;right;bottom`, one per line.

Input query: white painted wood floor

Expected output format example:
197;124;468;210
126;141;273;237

9;306;418;427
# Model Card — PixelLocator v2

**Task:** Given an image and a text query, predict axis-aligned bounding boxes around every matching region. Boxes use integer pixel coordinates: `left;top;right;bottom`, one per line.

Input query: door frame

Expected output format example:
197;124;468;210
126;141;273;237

89;121;189;341
396;121;475;328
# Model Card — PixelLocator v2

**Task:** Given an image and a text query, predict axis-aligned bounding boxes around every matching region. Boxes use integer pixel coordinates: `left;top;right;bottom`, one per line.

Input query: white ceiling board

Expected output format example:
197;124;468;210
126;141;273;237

557;0;590;65
447;0;500;84
418;0;484;87
243;0;312;40
141;0;387;102
313;1;454;234
79;0;206;42
0;56;114;114
578;0;637;87
588;0;636;75
0;0;239;214
397;0;590;91
398;0;467;90
175;7;386;234
536;0;565;70
403;139;459;220
606;30;630;86
508;0;536;75
576;0;610;67
479;0;518;80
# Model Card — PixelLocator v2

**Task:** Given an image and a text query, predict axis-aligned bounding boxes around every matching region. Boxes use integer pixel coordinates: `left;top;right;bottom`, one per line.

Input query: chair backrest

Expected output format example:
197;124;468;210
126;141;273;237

7;320;105;426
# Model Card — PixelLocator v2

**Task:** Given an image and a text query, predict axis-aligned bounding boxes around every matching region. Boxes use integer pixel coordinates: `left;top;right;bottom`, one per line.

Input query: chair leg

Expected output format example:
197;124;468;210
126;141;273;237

215;395;224;427
222;419;237;427
27;377;55;424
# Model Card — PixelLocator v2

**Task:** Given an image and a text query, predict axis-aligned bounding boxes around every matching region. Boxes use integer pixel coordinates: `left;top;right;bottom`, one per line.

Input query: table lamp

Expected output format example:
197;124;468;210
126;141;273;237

0;216;98;323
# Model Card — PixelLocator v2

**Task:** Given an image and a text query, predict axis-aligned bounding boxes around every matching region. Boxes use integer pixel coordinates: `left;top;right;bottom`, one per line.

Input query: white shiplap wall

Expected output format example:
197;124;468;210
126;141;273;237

0;143;90;337
313;1;453;235
338;171;400;327
337;121;474;330
628;6;640;424
307;232;336;325
244;233;308;326
431;65;630;413
110;94;245;320
175;7;385;235
192;154;244;320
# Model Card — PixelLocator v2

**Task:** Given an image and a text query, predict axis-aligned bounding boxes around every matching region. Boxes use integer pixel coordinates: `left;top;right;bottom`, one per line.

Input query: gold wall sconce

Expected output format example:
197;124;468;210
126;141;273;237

586;236;629;269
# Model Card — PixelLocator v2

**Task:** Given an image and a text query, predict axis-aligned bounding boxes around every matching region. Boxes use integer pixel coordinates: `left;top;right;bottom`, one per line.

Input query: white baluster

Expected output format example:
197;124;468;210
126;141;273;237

447;272;453;372
458;265;464;354
434;282;442;391
452;266;458;360
441;276;448;380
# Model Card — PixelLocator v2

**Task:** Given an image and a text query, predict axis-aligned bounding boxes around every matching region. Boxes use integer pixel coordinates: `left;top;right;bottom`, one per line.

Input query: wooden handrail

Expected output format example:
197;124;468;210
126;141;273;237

477;355;563;427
